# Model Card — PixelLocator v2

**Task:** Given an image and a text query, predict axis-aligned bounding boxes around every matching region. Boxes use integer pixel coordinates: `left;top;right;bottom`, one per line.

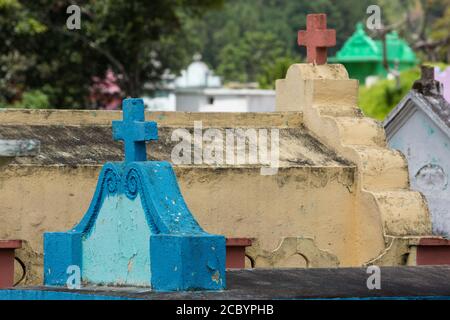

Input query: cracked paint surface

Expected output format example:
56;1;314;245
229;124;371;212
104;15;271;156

82;193;151;286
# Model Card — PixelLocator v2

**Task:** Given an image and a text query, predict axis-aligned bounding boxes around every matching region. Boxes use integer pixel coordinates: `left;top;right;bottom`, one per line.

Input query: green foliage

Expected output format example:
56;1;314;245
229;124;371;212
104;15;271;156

2;0;449;109
217;32;285;83
359;68;420;120
258;56;298;89
0;0;223;109
372;0;450;63
185;0;372;86
359;64;449;121
15;90;50;109
430;5;450;61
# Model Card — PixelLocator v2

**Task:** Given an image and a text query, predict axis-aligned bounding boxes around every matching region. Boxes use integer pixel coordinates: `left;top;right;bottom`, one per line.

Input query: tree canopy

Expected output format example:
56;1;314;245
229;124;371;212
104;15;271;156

185;0;373;86
1;0;449;110
0;0;223;108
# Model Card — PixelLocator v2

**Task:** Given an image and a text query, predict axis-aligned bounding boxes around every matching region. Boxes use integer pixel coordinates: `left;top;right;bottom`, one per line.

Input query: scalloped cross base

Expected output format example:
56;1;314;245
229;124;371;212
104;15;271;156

43;99;225;291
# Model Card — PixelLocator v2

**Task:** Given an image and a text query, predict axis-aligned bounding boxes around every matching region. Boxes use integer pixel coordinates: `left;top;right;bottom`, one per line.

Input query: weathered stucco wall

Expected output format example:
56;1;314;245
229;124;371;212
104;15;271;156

0;111;359;285
178;166;355;266
388;108;450;237
276;63;433;267
0;163;355;284
0;165;98;284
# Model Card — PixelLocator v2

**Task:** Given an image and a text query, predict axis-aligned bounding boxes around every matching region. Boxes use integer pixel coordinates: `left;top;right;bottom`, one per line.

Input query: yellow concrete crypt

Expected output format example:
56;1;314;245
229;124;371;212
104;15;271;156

276;63;432;266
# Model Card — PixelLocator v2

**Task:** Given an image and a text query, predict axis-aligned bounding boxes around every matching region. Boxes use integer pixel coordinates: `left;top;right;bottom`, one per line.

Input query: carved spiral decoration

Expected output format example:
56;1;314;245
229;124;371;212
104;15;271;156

125;168;139;199
105;168;118;194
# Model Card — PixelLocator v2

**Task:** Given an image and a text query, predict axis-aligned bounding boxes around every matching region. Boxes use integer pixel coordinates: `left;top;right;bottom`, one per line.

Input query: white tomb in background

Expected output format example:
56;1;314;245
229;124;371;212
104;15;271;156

144;55;276;112
176;87;276;113
175;55;275;113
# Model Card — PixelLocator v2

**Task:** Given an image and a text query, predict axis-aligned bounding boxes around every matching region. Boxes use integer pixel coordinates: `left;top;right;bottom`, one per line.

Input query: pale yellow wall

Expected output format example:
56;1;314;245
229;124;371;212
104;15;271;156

1;164;355;285
178;167;356;263
276;63;433;266
0;165;99;284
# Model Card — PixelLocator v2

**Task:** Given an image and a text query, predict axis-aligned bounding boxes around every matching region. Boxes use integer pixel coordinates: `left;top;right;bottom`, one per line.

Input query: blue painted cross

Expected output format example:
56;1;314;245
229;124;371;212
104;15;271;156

112;98;158;162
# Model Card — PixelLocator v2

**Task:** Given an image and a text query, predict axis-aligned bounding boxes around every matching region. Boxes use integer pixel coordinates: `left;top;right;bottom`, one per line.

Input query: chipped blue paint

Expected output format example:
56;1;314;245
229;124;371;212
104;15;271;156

44;98;226;291
427;124;436;136
420;116;436;136
82;193;151;286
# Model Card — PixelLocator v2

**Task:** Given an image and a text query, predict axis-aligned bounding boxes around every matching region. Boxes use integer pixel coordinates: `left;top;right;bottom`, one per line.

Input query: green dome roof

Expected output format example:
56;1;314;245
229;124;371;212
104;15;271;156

335;23;380;61
331;23;417;63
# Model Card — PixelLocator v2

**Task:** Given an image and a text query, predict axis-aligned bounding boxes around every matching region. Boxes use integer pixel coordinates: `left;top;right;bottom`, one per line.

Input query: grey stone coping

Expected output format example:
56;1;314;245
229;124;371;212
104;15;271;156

9;266;450;300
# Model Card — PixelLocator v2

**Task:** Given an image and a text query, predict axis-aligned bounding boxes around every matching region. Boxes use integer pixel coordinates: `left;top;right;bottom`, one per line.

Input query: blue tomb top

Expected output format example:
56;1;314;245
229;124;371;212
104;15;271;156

43;98;226;292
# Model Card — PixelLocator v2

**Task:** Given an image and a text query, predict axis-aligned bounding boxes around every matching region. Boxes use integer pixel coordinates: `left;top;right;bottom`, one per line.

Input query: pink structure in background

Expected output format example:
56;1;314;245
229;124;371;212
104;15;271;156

435;66;450;103
89;68;123;110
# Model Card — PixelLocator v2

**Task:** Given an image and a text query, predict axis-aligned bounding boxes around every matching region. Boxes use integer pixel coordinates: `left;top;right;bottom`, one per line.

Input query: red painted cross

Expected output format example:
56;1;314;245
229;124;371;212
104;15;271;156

298;14;336;65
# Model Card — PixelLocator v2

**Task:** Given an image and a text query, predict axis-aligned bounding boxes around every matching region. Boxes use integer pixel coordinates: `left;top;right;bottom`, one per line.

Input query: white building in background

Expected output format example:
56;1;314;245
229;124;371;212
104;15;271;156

143;94;176;112
144;55;275;112
175;55;222;89
176;88;275;112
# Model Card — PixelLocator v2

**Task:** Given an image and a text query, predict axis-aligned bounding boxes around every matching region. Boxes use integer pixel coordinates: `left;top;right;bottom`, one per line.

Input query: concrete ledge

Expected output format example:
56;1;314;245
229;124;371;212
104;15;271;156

0;109;303;128
3;266;450;300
